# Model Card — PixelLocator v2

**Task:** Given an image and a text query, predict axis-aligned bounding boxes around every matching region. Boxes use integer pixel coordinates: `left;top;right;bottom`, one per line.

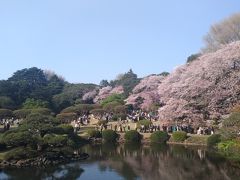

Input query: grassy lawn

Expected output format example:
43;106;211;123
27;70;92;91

0;150;9;160
185;134;210;145
77;126;95;138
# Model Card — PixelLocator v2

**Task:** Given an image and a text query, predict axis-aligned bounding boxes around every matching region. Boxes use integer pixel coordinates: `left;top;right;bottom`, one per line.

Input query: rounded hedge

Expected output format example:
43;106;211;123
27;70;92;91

52;124;74;135
2;131;34;147
4;147;37;161
150;131;169;143
137;120;152;128
172;131;187;142
0;109;13;119
31;108;52;116
13;109;32;119
43;134;68;147
102;130;118;142
56;113;77;123
87;129;102;138
124;130;142;143
207;134;221;147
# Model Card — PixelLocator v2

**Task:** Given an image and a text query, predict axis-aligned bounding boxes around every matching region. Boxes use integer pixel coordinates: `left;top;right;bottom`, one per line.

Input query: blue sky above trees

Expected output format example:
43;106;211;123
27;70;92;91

0;0;240;84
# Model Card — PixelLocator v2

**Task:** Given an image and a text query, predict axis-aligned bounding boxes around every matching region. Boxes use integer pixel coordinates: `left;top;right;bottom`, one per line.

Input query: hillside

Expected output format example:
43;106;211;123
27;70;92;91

157;41;240;123
1;42;240;123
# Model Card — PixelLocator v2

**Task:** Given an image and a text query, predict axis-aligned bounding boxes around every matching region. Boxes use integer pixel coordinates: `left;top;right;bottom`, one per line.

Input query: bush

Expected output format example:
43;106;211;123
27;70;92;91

101;94;124;107
31;108;52;116
114;105;127;114
207;134;221;147
90;109;105;117
0;109;13;119
43;134;68;147
68;133;87;147
61;104;96;115
137;120;152;128
102;130;118;143
124;130;142;143
87;129;101;138
103;102;123;113
221;112;240;140
2;131;34;147
56;113;77;123
172;131;187;142
13;109;32;119
4;147;37;161
150;131;169;143
52;124;74;135
217;140;240;159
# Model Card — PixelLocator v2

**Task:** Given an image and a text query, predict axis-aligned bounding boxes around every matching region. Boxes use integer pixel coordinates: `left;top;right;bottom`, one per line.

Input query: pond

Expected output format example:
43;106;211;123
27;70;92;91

0;144;240;180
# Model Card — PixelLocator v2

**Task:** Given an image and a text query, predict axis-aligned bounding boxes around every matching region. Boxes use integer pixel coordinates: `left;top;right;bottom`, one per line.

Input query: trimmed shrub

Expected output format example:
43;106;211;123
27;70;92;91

90;109;105;117
150;131;169;143
87;129;101;138
68;133;87;147
2;131;34;147
102;130;118;143
137;120;152;128
103;102;122;113
52;124;74;135
207;134;221;147
13;109;32;119
114;105;127;114
4;147;37;161
31;108;52;116
61;104;95;115
101;94;124;107
172;131;187;142
221;112;240;140
43;134;68;147
56;113;77;123
217;140;240;160
0;109;13;119
124;130;142;143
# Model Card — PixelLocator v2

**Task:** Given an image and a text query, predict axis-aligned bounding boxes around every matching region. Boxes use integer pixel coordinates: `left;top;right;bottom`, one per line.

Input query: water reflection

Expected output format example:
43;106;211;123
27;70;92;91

81;144;240;180
1;144;240;180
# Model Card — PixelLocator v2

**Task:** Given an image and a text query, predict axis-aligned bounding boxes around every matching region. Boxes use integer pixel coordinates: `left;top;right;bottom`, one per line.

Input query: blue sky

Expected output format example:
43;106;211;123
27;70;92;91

0;0;240;84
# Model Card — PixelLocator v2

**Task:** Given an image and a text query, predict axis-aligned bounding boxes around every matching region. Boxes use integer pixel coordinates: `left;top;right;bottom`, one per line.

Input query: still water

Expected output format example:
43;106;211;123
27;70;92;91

0;144;240;180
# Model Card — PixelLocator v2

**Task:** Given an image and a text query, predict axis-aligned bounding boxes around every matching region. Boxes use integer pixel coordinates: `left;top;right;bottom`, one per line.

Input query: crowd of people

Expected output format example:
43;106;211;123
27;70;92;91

1;109;215;136
0;118;21;132
73;114;91;133
71;109;216;136
127;110;158;122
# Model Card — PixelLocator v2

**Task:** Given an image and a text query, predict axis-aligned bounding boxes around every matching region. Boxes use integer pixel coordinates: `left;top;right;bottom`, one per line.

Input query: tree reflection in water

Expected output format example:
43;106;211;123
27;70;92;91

2;163;84;180
1;144;240;180
82;144;240;180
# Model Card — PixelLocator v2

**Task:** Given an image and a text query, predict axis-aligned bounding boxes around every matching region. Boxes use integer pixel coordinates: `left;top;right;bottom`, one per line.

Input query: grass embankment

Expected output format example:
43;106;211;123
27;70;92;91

0;151;8;160
168;134;209;146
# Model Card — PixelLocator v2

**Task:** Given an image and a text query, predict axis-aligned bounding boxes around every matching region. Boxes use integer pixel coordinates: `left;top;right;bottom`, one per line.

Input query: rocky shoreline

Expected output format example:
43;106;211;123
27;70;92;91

0;152;89;168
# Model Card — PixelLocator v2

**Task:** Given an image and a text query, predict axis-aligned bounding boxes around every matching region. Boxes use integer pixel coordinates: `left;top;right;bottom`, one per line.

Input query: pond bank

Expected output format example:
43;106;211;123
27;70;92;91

114;132;209;146
89;133;209;146
0;151;89;169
